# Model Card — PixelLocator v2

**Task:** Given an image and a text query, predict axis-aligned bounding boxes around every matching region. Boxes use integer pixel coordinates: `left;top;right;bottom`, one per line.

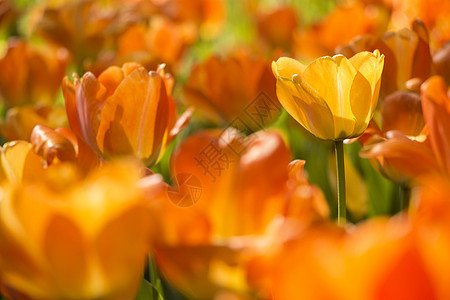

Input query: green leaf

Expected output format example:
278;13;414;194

135;279;164;300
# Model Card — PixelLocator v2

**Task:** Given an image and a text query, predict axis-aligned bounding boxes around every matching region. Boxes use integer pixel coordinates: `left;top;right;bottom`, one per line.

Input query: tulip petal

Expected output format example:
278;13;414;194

421;76;450;174
348;72;373;136
382;29;418;89
276;76;335;140
272;58;307;78
380;91;424;136
302;55;357;138
63;77;82;138
97;68;170;165
360;132;439;179
1;141;45;184
350;51;384;128
411;19;432;81
95;207;152;298
76;73;108;153
43;214;88;296
30;125;77;166
97;66;124;97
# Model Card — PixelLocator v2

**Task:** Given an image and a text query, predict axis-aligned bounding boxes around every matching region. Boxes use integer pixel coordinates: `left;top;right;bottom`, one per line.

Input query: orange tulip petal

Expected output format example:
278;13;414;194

97;68;170;165
421;76;450;173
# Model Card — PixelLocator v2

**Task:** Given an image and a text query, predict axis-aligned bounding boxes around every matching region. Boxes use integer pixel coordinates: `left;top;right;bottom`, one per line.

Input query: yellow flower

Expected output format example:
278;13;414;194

272;50;384;140
0;160;165;299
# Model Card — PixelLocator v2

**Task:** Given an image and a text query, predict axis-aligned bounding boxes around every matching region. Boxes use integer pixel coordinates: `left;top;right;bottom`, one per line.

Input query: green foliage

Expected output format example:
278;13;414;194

135;279;164;300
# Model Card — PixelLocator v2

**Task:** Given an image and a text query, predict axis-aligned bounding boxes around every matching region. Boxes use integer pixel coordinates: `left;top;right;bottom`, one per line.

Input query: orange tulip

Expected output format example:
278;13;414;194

183;52;279;131
148;16;198;66
0;160;165;299
433;42;450;85
151;128;328;298
0;140;46;185
256;6;299;52
0;39;68;108
0;0;17;29
0;105;68;141
411;175;450;299
380;90;424;136
389;0;450;48
30;124;100;172
267;214;443;300
360;130;438;184
294;2;389;58
28;0;132;67
336;19;433;98
360;75;450;184
62;62;191;166
152;0;225;39
420;75;450;174
113;18;197;72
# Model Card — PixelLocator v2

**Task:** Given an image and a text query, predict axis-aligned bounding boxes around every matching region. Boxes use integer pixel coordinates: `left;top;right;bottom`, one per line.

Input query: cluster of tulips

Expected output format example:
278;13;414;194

0;0;450;299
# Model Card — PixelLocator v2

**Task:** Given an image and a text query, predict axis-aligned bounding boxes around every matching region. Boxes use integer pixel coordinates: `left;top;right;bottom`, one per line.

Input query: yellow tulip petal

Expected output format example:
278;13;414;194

95;206;152;297
276;77;335;140
272;57;307;78
349;72;373;135
1;141;45;184
349;50;384;94
348;51;384;134
302;55;357;138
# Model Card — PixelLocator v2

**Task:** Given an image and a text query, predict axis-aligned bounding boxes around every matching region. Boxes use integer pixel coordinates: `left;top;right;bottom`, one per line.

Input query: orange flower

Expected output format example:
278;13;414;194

420;75;450;174
0;0;17;29
183;52;279;131
152;0;225;39
0;39;68;108
389;0;450;48
0;160;165;299
117;17;197;69
433;42;450;85
294;2;389;58
84;16;197;75
28;0;133;67
256;6;299;52
0;105;68;141
62;62;191;166
30;124;100;172
380;90;424;136
336;19;433;98
151;129;328;298
0;140;46;185
410;175;450;299
360;75;450;184
360;130;438;184
269;216;439;300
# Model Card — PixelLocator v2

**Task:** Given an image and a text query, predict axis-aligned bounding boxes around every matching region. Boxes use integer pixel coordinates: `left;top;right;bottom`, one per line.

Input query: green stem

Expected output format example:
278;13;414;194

148;254;165;299
399;185;410;212
335;140;346;225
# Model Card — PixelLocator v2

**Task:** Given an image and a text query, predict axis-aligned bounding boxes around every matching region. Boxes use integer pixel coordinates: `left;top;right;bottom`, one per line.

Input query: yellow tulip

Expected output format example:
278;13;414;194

272;50;384;140
0;160;165;299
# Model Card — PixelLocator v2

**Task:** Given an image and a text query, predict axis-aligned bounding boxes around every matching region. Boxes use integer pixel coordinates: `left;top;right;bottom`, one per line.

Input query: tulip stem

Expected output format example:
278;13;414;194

335;140;346;225
399;185;410;212
148;255;165;298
